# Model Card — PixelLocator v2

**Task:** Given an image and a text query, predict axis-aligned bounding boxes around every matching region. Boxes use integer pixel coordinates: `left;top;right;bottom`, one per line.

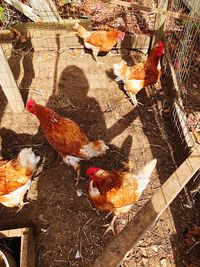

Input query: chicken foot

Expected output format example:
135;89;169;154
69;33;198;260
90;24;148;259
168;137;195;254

102;215;117;238
74;166;85;186
63;155;84;185
128;92;143;107
16;201;29;213
115;77;123;82
92;48;104;64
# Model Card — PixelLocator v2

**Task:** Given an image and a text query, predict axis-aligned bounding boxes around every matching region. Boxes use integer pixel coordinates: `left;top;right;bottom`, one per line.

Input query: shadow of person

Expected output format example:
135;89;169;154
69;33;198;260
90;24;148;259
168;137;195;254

47;64;139;145
46;65;107;141
43;65;139;177
0;34;34;125
7;32;35;104
0;88;7;124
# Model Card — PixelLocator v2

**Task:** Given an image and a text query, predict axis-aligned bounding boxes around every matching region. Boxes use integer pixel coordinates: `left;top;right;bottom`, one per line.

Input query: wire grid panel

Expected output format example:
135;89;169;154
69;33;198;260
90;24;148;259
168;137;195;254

167;0;200;87
165;0;200;152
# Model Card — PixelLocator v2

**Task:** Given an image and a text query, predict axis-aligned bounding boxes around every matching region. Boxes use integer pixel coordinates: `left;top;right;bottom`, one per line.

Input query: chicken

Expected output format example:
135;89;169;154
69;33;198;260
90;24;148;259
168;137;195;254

26;99;108;183
0;148;40;208
86;159;157;236
113;40;165;106
73;22;125;63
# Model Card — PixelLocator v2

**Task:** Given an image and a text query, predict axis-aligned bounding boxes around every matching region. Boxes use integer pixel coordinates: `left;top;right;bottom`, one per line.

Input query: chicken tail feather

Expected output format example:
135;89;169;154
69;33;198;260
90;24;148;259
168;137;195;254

73;22;90;39
80;140;109;159
137;159;157;192
18;147;40;172
0;179;32;208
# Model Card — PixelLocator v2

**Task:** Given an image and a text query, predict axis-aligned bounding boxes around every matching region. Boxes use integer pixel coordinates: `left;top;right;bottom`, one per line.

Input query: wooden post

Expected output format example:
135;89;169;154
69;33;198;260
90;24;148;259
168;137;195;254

0;45;24;112
28;0;61;22
0;228;35;267
91;146;200;267
152;0;168;45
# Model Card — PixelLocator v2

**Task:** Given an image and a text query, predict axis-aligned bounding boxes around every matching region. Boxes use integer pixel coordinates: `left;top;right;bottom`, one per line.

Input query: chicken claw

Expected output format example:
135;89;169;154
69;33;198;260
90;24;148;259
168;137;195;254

16;201;29;213
115;77;122;82
75;176;85;186
128;92;143;107
74;167;85;186
102;216;117;238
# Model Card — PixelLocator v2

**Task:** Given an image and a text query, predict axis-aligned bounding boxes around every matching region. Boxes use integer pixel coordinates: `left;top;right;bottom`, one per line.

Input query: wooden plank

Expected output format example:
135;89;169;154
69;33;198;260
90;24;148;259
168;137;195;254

152;0;168;44
182;0;200;16
26;228;35;267
0;228;35;267
0;228;23;238
91;146;200;267
28;0;61;22
3;0;40;22
0;45;24;112
0;21;150;51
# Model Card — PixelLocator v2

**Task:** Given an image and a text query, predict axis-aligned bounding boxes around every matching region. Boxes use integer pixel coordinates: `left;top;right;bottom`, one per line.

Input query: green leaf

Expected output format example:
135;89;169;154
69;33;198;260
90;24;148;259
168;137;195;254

0;6;4;21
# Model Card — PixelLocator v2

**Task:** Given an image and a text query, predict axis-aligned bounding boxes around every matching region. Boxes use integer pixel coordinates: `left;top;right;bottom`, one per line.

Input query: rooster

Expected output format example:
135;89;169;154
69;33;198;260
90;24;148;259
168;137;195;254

26;99;108;183
0;148;40;208
86;159;157;236
113;40;165;106
73;22;125;63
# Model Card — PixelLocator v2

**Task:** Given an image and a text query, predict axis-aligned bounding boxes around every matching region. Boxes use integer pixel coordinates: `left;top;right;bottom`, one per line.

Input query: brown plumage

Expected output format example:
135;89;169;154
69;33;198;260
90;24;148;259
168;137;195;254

26;100;108;182
0;148;40;207
73;22;125;63
113;40;165;105
86;159;157;235
28;103;89;158
88;170;140;212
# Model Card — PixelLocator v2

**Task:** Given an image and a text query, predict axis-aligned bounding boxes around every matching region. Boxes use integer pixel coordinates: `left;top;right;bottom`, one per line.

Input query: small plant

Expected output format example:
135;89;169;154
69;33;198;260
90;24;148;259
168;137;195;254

0;5;4;21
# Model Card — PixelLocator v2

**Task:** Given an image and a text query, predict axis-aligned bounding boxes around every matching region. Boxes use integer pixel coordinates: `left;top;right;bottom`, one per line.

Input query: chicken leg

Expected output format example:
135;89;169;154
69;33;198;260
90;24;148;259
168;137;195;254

16;201;29;213
92;48;104;64
115;77;123;82
128;92;143;107
63;155;83;185
102;215;117;238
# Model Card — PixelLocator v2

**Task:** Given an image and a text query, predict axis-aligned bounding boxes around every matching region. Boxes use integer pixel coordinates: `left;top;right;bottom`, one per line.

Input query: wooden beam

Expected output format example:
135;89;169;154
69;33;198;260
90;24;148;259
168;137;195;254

152;0;168;45
182;0;200;16
0;228;35;267
28;0;61;22
3;0;40;22
0;45;24;112
0;21;150;51
91;146;200;267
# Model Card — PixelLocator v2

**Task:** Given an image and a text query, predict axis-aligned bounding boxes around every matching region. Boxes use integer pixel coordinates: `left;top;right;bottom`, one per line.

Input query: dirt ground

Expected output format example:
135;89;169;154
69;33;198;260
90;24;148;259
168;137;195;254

0;41;199;267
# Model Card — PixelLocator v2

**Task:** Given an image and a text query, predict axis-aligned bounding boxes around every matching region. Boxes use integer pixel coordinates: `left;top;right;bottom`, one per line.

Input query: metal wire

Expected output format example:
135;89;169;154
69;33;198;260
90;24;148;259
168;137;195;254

165;0;200;151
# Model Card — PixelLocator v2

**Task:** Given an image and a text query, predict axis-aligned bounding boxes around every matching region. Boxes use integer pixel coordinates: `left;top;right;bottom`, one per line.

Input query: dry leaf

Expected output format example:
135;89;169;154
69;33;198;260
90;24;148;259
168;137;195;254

191;128;200;144
151;245;158;253
160;258;167;267
75;250;81;259
141;257;148;265
76;189;82;197
186;262;199;267
185;225;200;247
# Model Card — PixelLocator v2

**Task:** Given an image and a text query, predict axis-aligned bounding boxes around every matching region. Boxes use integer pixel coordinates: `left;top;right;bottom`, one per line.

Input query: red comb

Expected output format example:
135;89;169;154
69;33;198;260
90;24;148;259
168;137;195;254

86;167;101;176
26;99;36;109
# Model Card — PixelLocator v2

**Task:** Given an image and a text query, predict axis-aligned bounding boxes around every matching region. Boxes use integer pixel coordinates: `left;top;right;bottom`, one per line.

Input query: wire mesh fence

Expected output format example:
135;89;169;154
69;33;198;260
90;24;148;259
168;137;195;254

0;0;199;149
164;0;200;152
0;1;199;266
